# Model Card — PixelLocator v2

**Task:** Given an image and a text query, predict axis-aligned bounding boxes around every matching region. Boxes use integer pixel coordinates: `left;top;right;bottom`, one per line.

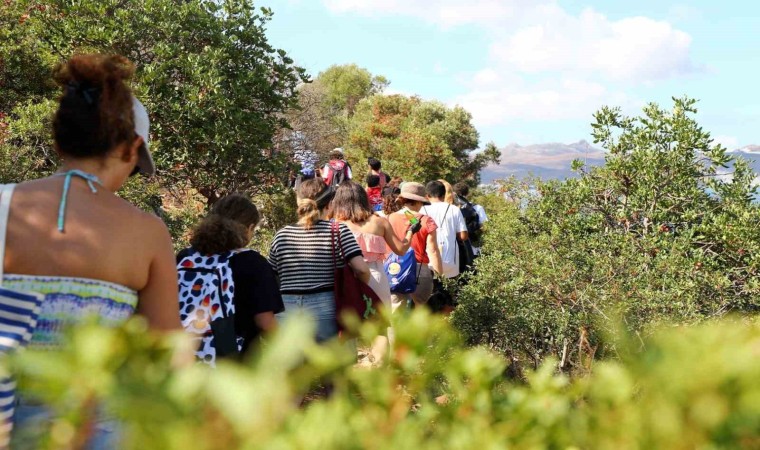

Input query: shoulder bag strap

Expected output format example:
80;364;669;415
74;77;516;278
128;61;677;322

334;222;346;262
330;221;340;268
0;184;16;286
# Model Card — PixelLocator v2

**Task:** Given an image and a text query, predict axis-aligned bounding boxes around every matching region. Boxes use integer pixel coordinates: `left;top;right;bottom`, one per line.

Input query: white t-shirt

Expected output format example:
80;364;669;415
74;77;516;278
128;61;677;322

421;202;467;278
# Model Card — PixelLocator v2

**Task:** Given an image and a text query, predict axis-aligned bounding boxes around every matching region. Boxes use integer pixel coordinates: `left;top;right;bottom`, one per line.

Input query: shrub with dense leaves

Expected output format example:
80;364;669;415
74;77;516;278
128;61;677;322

8;311;760;449
1;0;306;204
453;97;760;374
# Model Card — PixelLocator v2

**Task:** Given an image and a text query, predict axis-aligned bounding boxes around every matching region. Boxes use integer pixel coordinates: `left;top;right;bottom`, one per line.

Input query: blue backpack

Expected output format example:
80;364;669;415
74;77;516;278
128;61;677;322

384;248;418;293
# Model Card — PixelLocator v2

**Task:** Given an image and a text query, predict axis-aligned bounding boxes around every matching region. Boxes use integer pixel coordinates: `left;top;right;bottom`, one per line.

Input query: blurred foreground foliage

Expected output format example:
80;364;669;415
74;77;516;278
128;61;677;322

8;311;760;449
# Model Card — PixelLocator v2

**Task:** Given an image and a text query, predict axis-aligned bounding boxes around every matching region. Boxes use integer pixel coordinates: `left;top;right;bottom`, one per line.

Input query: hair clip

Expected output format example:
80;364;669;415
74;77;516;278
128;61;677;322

315;186;336;208
66;81;101;105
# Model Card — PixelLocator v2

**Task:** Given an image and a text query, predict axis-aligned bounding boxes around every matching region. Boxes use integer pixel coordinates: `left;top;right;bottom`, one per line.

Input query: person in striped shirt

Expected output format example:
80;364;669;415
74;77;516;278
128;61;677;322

268;179;370;342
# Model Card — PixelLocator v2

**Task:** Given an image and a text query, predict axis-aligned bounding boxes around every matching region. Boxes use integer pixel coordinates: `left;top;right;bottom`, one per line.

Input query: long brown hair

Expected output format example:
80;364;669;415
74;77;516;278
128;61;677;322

331;180;372;223
190;194;260;254
297;178;333;229
53;54;137;158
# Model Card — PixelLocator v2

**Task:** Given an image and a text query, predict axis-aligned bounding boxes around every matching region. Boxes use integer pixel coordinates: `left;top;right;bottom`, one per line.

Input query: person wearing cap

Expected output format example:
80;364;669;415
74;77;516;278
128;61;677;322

2;54;180;447
320;147;353;185
385;182;443;311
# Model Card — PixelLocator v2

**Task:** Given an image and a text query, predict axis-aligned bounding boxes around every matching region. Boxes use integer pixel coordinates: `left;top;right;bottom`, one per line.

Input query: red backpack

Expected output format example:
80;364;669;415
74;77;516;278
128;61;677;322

325;160;349;187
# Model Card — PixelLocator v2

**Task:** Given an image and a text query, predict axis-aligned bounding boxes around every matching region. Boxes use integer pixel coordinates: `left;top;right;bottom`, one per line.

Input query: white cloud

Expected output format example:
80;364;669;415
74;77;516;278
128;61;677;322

321;0;701;131
490;5;698;82
471;68;502;87
452;77;632;125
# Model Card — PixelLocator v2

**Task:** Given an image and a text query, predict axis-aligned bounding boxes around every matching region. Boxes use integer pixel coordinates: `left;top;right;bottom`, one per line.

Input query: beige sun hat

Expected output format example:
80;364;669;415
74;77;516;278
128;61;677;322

398;182;430;205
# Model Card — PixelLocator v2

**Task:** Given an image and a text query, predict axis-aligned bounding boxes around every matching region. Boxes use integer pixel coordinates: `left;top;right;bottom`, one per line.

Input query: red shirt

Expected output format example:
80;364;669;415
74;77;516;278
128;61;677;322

387;210;437;264
366;186;382;208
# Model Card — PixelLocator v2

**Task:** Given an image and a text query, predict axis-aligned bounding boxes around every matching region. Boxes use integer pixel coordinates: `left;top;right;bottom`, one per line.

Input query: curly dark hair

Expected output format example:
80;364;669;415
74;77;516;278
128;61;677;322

189;194;260;255
53;54;137;159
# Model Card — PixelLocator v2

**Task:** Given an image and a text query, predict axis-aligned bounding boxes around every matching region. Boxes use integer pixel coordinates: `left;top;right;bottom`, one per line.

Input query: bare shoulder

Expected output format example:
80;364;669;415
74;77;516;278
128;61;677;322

369;214;391;232
370;214;389;226
112;197;172;243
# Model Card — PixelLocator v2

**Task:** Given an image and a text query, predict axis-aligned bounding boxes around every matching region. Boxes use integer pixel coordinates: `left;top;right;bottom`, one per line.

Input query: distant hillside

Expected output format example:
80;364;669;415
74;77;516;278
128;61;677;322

728;146;760;181
480;140;606;183
481;142;760;183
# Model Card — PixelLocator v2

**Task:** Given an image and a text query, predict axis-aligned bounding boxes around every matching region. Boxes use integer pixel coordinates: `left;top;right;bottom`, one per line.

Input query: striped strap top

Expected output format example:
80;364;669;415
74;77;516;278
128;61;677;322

1;275;137;350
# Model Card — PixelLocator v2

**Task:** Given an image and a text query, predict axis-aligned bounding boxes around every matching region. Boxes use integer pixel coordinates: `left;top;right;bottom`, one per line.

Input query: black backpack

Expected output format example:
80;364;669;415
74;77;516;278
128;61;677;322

459;197;482;246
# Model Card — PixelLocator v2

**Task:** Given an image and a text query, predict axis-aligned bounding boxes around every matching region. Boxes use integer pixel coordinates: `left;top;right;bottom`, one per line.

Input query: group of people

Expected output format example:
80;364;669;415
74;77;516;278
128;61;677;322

0;54;486;448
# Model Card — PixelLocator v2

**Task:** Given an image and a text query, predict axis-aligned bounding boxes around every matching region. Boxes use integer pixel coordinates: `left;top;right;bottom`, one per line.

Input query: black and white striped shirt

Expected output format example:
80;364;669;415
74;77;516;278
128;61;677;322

268;220;363;294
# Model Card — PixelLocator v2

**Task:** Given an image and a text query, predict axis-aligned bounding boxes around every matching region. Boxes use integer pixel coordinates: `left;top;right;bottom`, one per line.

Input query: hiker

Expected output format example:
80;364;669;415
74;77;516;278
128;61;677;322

330;181;420;362
381;176;403;197
292;148;317;190
379;184;401;218
321;148;353;187
386;182;443;311
268;179;370;342
453;182;488;255
366;174;383;212
422;181;469;279
331;181;418;308
368;157;390;190
176;194;283;365
3;54;180;448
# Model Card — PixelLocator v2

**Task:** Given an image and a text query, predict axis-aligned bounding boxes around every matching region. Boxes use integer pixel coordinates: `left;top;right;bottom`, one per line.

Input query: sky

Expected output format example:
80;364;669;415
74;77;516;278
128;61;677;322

261;0;759;150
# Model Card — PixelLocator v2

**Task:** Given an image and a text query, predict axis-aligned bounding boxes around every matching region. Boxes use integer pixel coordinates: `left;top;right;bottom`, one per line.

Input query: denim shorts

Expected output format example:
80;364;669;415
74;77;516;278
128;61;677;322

277;291;338;342
12;398;121;449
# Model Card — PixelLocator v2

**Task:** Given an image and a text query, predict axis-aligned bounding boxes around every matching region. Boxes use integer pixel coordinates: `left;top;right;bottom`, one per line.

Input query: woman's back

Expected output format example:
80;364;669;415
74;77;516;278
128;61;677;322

268;220;363;294
4;177;167;291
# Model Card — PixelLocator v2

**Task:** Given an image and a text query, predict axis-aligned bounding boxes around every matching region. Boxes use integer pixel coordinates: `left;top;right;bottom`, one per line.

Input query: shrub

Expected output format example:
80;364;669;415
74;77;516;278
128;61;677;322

452;98;760;374
8;312;760;449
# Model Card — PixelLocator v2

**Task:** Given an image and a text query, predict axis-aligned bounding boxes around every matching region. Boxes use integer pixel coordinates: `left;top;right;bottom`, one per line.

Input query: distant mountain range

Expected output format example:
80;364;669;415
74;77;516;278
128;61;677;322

480;141;760;183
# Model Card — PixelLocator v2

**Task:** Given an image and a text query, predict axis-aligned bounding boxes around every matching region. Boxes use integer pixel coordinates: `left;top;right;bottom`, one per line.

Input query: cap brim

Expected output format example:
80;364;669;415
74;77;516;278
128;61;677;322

136;143;156;176
400;193;430;205
132;97;155;176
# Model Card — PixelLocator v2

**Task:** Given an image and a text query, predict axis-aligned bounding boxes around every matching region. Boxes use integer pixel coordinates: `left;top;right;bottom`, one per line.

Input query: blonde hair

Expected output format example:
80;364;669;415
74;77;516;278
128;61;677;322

439;179;455;205
297;178;331;229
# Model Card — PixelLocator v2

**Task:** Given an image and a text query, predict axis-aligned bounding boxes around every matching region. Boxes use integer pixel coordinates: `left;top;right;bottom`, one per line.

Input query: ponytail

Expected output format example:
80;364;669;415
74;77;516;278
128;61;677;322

297;198;320;229
296;178;334;228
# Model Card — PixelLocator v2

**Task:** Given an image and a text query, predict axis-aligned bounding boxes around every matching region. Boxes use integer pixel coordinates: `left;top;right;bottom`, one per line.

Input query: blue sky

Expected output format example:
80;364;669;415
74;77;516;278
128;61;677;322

261;0;759;150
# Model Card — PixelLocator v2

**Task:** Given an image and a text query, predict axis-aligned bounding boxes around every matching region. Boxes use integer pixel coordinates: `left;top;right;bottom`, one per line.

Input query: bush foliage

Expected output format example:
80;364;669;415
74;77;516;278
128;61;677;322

453;97;760;374
9;311;760;449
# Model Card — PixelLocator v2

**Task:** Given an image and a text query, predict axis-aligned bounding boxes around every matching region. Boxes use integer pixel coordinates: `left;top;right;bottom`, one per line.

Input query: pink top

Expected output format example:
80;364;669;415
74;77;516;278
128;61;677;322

352;231;387;263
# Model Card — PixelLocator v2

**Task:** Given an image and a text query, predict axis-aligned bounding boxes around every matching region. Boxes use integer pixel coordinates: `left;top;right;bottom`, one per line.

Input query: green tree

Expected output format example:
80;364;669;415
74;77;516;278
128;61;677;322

317;63;389;116
0;0;307;204
345;94;497;183
453;97;760;373
275;64;389;172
